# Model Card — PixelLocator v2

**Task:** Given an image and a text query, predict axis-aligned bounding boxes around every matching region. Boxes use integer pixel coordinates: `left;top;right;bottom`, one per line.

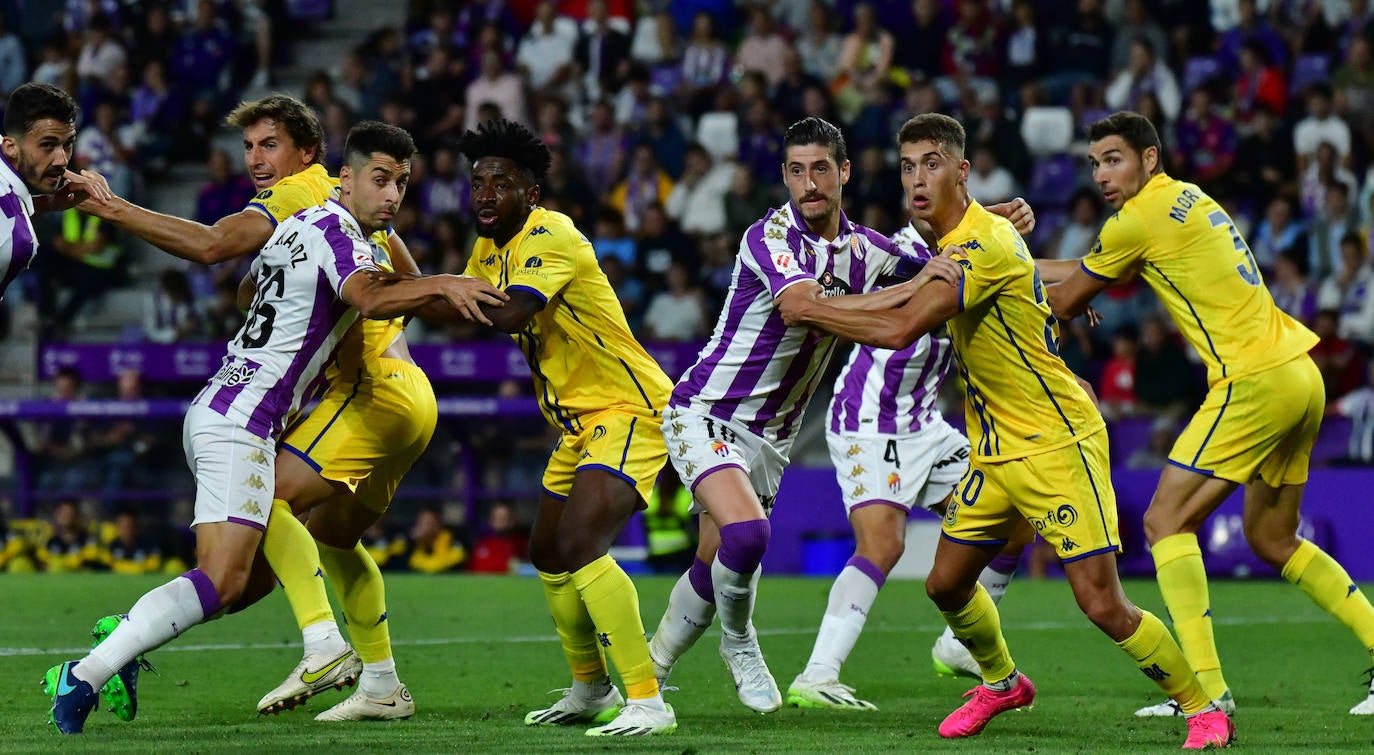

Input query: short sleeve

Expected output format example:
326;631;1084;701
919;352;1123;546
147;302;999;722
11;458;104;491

737;218;811;300
319;221;378;297
246;181;316;225
947;237;1010;312
1082;211;1151;282
506;223;578;304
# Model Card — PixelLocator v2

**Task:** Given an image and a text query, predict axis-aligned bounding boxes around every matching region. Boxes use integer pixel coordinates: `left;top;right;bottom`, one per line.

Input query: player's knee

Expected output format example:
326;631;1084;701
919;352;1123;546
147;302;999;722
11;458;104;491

199;563;250;608
528;538;563;574
1142;504;1191;544
855;533;903;574
924;572;971;611
1075;590;1134;638
1242;525;1299;569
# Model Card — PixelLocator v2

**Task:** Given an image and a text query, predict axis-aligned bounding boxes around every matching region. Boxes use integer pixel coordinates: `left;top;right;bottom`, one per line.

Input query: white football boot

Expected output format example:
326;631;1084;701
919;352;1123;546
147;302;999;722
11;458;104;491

315;682;415;721
719;629;782;713
257;645;362;714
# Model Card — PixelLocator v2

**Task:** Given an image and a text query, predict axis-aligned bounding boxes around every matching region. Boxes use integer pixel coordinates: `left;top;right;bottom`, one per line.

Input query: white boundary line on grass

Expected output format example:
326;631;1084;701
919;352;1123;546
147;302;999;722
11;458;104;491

0;613;1330;658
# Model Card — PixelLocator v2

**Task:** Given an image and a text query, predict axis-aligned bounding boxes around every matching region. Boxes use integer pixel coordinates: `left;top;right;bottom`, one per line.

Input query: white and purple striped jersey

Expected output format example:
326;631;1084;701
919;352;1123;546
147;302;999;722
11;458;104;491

829;223;954;435
0;156;39;298
192;198;378;440
670;201;902;444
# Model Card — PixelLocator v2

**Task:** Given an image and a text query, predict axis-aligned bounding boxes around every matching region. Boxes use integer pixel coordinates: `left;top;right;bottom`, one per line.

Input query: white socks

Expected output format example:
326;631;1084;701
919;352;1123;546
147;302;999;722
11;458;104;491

75;575;209;689
711;557;759;641
649;570;716;668
302;620;347;658
360;657;400;698
801;563;883;681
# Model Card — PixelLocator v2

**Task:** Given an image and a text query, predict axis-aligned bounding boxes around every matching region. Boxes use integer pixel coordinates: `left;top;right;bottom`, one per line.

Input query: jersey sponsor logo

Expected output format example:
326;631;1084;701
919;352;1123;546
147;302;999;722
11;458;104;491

524;256;543;268
482;254;497;266
710;440;730;458
254;190;273;200
528;226;549;237
959;240;983;251
239;499;264;518
932;447;970;469
773;251;799;275
1028;504;1078;533
819;271;851;298
213;360;258;387
887;472;901;493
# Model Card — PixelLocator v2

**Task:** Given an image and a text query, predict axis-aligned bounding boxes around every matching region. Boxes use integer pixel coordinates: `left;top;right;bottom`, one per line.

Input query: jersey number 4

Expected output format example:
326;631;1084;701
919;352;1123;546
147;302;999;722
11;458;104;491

1208;210;1261;286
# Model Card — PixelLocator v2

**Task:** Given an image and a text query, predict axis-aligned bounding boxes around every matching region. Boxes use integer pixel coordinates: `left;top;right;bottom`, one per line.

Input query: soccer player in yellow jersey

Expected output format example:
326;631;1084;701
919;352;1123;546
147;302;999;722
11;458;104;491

1043;111;1374;717
455;119;677;736
780;114;1234;748
77;95;502;722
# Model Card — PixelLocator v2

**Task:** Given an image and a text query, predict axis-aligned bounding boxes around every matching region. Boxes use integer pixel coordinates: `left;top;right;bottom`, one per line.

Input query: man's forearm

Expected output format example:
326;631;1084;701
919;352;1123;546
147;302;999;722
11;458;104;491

795;299;918;350
1036;258;1083;284
827;279;919;312
100;199;237;264
354;276;445;320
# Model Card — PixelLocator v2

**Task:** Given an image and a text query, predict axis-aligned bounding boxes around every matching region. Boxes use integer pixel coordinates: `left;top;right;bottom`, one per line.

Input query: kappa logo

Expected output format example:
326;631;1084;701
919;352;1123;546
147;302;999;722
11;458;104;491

482;254;497;266
851;484;867;497
710;440;730;458
683;462;696;477
671;421;686;437
849;464;865;477
1140;663;1170;681
524;256;543;268
846;444;862;457
668;409;681;420
245;449;269;466
528;226;550;237
887;472;901;493
1061;536;1079;552
959;240;983;251
239;500;264;518
677;442;689;458
597;632;612;648
242;473;267;491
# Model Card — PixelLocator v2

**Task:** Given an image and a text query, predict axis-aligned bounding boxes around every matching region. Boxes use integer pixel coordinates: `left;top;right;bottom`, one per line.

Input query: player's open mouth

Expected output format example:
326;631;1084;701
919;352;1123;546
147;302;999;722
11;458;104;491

252;173;274;188
476;210;498;225
1102;190;1118;203
911;196;930;210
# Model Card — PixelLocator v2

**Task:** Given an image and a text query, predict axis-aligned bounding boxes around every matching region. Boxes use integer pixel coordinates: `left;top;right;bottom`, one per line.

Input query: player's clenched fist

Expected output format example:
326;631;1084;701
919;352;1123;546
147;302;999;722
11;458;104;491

433;274;508;325
916;251;964;288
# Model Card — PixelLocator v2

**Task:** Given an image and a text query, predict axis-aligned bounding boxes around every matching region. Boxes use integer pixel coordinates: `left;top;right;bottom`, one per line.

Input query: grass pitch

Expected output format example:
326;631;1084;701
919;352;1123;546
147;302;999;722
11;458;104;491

2;573;1372;753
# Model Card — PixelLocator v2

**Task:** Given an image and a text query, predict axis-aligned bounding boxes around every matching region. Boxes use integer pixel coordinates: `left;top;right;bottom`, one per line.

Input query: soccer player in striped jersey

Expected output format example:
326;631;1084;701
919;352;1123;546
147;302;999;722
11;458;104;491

0;82;111;297
1044;111;1374;718
779;113;1234;748
787;215;1034;711
46;122;500;735
456;119;677;737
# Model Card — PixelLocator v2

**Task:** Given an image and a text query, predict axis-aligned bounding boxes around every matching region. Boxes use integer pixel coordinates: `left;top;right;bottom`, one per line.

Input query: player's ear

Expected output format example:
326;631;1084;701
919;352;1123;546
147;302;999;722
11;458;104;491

0;136;16;162
1142;146;1160;174
839;159;850;185
526;183;540;208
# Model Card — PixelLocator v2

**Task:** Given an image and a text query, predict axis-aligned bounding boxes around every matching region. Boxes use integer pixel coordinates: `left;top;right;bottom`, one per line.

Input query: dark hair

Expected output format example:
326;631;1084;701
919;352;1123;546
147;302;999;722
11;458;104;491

783;116;848;166
1087;111;1163;160
3;82;77;137
343;120;417;168
456;118;552;182
225;94;325;165
896;113;966;158
1340;230;1364;249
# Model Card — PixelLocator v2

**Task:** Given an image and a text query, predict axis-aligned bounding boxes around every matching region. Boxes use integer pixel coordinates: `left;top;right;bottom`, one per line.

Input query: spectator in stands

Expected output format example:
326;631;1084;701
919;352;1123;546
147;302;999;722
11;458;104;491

1106;37;1181;122
38;209;124;336
1231;105;1293;211
735;5;789;88
193;149;253;230
1269;249;1318;324
1335;36;1374;147
1128;416;1180;470
128;59;179;169
609;144;674;234
736;97;784;181
106;509;163;575
1311;309;1367;399
845;145;898;217
612;63;654;129
31;39;73;91
127;3;176;74
144;269;202;344
517;0;578;96
202;275;243;341
1046;0;1113;95
794;1;843;82
409;47;467;152
576;99;630;196
1308;181;1359;279
1329;356;1374;465
1098;326;1139;420
76;98;135;199
1110;0;1169;75
1000;0;1049;97
540;148;594;226
965;144;1017;205
38;499;106;573
771;46;825;128
635;202;693;294
599;253;645;329
591;206;637;269
629;3;677;65
630;96;687;179
170;0;236;106
575;0;632;102
0;509;34;573
0;10;25;96
679;10;729;118
468;502;527;574
408;507;467;574
465;49;526;130
320;101;352;174
1046;188;1106;261
1317;232;1374;344
833;2;895;122
1134;316;1199;418
1251;196;1307;271
361;520;408;571
1174;85;1236;185
1294;83;1353;173
76;13;127;94
664;142;732;237
417;145;468;220
642;260;709;342
723;164;776;239
1232;39;1287;123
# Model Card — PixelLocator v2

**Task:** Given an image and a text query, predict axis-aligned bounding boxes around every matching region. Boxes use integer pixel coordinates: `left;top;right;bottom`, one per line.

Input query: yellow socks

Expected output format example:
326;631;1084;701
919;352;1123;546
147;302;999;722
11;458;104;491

1283;539;1374;662
940;583;1015;684
319;542;392;664
1117;610;1212;715
261;499;333;630
1152;533;1229;699
571;555;659;701
538;570;605;683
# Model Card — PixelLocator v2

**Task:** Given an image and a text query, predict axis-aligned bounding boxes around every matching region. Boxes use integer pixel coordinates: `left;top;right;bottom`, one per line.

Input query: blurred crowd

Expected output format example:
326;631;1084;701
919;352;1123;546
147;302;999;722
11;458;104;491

6;0;1374;548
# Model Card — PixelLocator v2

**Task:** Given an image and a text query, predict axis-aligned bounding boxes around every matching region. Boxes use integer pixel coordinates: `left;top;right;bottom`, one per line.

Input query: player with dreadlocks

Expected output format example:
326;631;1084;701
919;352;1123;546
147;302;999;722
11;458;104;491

455;119;678;736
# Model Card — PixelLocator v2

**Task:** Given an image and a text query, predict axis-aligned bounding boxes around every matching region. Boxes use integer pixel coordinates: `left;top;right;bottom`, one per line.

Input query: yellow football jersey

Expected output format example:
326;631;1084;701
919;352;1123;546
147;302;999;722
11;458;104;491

245;163;406;380
944;201;1105;462
1082;173;1318;387
464;207;673;431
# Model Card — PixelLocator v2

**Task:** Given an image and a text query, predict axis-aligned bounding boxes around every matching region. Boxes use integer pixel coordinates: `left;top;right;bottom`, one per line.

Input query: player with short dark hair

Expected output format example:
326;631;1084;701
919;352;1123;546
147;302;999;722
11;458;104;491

779;113;1234;748
456;118;678;737
1044;110;1374;718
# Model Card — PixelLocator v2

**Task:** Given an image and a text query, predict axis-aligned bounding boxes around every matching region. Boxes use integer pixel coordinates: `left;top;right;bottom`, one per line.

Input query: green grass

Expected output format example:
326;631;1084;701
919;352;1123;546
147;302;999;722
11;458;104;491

2;573;1372;753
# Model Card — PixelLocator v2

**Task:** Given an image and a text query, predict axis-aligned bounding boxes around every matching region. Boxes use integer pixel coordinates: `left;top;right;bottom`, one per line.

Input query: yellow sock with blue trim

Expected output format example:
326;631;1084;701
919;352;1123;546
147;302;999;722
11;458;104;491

940;583;1016;684
1152;533;1229;699
262;499;334;631
571;555;659;700
1116;610;1211;715
319;542;392;664
1283;539;1374;663
539;570;605;683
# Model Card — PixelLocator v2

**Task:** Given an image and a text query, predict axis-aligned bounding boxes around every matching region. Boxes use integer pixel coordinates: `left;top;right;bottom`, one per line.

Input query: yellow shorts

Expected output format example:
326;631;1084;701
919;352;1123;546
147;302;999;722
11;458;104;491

281;358;437;513
1169;355;1324;486
543;409;667;505
942;431;1121;562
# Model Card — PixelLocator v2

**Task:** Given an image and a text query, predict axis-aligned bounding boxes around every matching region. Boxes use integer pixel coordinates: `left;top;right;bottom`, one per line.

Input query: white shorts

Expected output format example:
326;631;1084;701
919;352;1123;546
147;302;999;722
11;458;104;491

662;406;789;514
826;418;970;514
183;404;276;530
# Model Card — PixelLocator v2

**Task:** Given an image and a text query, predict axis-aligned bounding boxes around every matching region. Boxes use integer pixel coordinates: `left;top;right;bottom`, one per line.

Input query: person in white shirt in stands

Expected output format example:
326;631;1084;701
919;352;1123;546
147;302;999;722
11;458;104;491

642;260;708;341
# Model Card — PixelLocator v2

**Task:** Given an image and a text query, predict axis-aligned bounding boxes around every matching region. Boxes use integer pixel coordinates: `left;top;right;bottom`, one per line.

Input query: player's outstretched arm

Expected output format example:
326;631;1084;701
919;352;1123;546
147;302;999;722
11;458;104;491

32;169;113;215
782;271;961;349
1046;265;1112;321
78;191;274;265
343;272;508;322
